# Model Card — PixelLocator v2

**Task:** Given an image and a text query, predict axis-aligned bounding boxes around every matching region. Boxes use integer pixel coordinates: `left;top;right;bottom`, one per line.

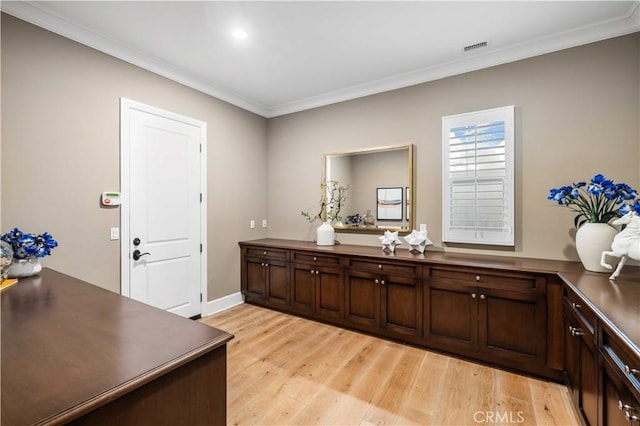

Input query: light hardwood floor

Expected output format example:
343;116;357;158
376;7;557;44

201;304;580;426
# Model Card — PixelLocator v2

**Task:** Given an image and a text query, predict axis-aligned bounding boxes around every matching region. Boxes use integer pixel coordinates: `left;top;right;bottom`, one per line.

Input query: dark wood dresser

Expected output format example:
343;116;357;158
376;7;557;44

1;268;233;425
240;238;640;426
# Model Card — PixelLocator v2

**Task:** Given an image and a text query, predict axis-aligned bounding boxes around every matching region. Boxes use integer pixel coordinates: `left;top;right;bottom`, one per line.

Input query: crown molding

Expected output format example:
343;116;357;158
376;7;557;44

3;1;638;119
1;1;271;117
266;2;640;117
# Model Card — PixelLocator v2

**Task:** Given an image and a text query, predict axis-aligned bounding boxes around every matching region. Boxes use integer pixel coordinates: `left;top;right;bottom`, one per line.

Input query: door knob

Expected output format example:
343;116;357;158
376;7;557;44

132;249;150;261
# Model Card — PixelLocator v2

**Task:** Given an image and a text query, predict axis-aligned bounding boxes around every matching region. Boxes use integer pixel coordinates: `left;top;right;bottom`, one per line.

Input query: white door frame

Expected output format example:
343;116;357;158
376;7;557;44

119;98;208;312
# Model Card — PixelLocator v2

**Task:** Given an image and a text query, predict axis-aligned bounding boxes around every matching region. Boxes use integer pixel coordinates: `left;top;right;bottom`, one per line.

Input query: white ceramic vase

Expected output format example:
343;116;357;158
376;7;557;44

8;256;43;278
575;223;617;273
316;221;335;246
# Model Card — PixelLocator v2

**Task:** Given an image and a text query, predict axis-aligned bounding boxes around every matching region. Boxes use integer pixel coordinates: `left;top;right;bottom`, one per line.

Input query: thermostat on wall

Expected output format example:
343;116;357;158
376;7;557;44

101;192;121;206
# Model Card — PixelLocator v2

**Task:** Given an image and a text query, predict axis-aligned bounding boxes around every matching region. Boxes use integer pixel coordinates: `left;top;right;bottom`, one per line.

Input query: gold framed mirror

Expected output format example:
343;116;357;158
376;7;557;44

323;143;414;234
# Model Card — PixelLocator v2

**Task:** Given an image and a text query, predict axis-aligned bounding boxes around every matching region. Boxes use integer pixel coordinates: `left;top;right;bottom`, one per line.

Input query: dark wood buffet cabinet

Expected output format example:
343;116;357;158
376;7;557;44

241;238;640;426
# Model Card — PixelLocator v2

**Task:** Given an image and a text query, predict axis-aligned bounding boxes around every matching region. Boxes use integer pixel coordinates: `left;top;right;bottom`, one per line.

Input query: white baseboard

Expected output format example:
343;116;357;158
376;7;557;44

202;291;244;317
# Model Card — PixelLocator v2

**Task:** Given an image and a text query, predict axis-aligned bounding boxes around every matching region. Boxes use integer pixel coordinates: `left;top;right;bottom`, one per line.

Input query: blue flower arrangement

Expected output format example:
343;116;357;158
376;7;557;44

548;174;639;228
620;199;640;216
1;228;58;259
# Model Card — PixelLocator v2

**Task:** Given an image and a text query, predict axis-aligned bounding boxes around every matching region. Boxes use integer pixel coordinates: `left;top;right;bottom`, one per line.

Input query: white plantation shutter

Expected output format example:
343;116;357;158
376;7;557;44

442;106;514;245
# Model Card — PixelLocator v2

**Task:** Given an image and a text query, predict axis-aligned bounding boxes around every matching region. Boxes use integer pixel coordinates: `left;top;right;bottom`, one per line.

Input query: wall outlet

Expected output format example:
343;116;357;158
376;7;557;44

250;220;255;229
262;219;267;228
110;227;120;240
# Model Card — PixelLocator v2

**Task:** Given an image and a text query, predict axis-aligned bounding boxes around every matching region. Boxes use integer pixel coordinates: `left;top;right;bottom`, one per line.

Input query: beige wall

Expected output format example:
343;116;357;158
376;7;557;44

2;13;639;301
267;33;640;262
1;14;269;299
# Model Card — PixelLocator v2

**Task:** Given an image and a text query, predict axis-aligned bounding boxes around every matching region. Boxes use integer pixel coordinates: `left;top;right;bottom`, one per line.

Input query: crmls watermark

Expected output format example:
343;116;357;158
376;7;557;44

473;410;525;424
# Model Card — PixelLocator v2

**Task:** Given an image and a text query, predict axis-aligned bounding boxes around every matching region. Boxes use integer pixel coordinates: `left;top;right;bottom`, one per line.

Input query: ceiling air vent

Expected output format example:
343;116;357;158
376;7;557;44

464;41;488;52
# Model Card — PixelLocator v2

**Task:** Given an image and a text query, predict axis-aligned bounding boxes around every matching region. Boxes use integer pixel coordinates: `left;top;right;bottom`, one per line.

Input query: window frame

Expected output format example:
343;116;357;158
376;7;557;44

442;105;515;246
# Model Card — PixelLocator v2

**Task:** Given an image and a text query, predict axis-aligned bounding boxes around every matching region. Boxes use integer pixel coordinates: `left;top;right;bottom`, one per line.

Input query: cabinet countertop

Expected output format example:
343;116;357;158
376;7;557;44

1;268;233;425
559;270;640;359
240;238;587;274
241;238;640;358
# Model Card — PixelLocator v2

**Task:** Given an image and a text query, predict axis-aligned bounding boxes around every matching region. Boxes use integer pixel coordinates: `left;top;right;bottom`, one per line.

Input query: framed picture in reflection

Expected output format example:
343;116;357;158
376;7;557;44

376;187;403;221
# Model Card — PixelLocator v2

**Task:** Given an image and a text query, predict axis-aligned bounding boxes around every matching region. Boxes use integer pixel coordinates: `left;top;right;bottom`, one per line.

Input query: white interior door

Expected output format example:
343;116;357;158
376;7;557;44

121;99;207;318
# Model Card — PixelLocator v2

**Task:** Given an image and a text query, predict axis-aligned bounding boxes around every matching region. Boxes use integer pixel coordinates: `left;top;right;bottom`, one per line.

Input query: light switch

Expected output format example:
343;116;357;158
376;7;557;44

110;227;120;240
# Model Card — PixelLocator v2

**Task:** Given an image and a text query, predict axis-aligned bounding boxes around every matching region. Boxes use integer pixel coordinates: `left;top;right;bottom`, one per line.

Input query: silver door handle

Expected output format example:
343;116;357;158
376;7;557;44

569;326;584;336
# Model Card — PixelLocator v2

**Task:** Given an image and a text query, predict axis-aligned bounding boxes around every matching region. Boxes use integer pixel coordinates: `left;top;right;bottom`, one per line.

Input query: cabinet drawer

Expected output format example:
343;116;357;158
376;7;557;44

602;327;640;396
291;251;342;266
427;267;537;292
347;258;420;276
245;247;288;260
563;287;596;336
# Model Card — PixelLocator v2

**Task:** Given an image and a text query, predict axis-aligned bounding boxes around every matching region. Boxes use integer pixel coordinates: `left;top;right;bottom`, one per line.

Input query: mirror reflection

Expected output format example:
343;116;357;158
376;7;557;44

323;144;413;234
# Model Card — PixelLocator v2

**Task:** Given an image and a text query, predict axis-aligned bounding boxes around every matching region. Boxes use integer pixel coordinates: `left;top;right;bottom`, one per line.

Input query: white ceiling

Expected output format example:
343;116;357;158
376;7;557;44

3;1;639;117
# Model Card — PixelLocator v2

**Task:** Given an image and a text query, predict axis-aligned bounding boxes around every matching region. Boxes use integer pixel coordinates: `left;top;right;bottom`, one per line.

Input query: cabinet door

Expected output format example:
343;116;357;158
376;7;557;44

245;257;266;302
602;353;640;426
315;265;343;320
565;305;598;426
291;263;315;313
424;279;477;352
344;269;379;329
480;283;545;365
601;328;640;426
380;273;422;337
602;351;640;425
564;312;579;401
265;260;290;306
580;338;598;426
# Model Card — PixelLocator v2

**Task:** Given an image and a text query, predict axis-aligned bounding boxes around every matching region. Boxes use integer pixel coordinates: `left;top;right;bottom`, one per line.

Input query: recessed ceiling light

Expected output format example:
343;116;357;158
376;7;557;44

232;29;248;40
